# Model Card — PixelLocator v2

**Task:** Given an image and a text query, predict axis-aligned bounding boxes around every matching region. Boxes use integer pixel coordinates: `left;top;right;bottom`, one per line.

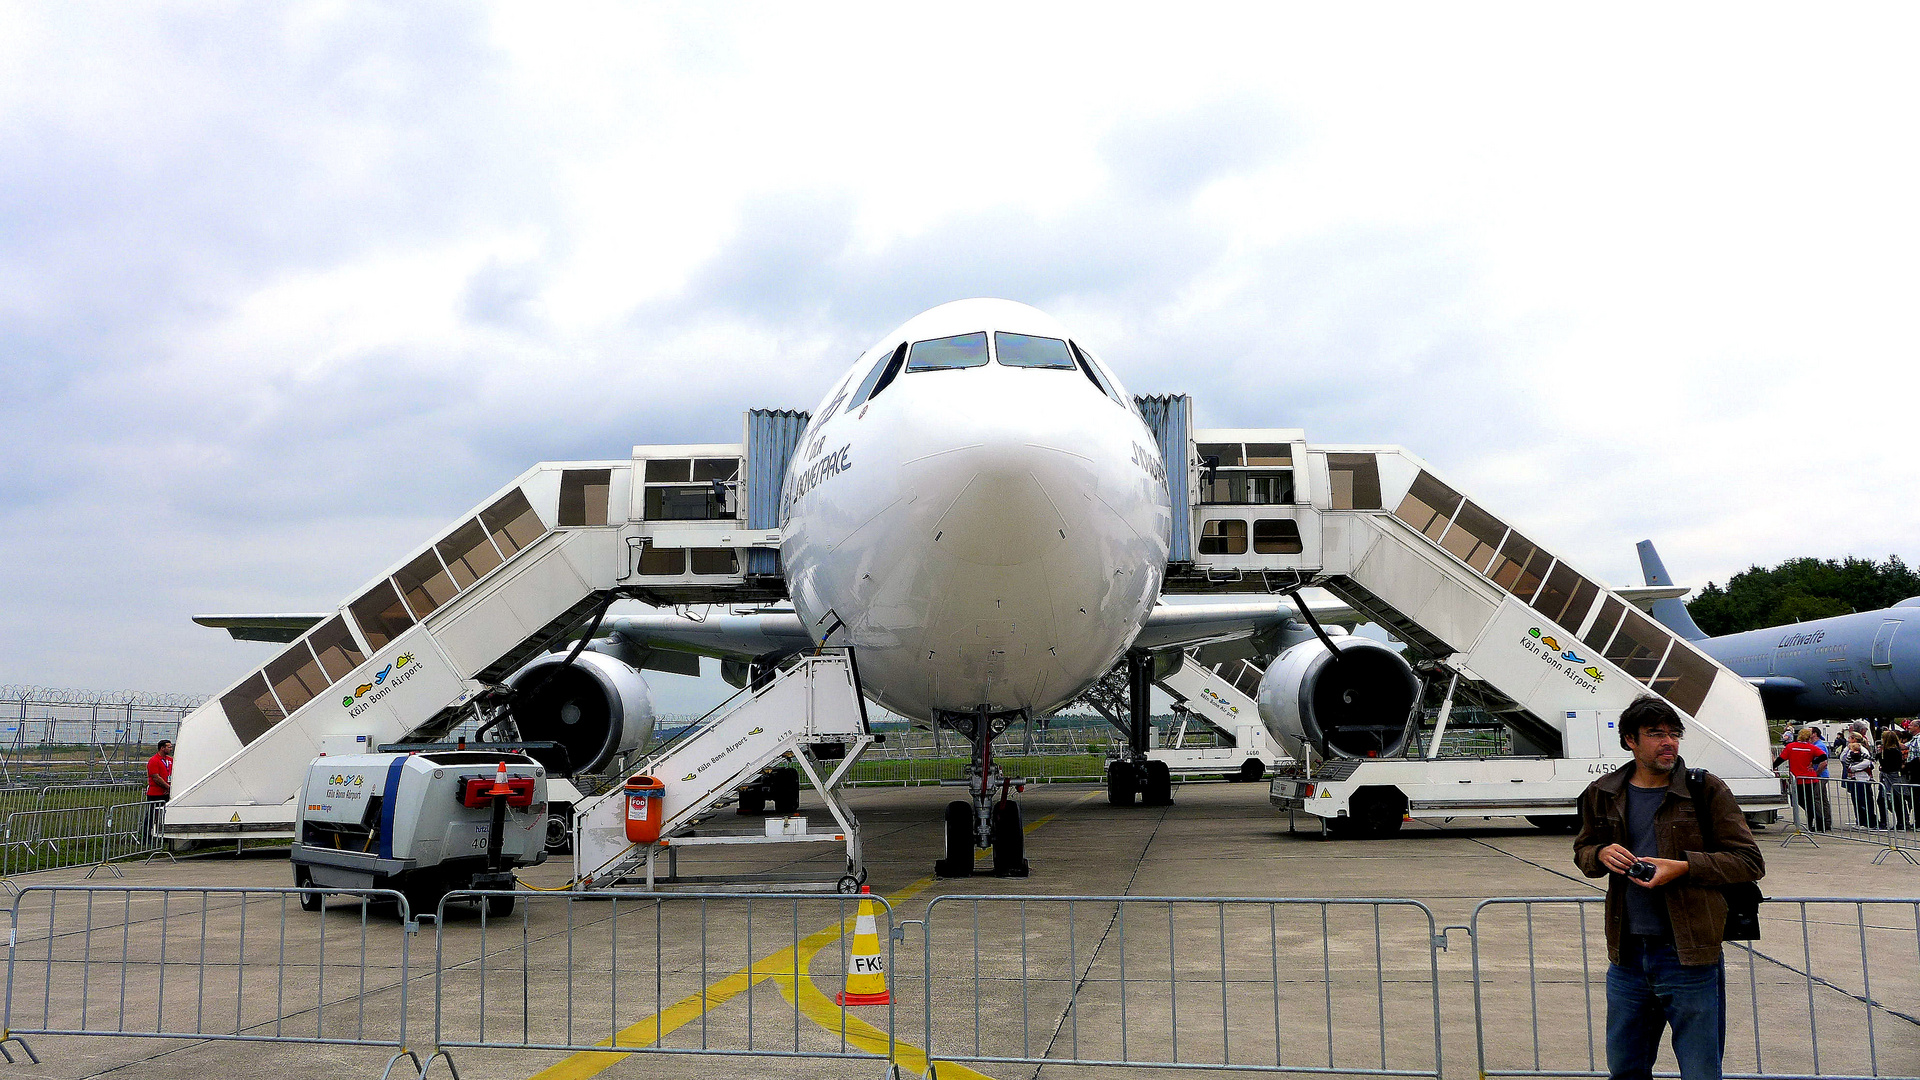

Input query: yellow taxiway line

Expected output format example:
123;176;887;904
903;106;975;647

527;790;1097;1080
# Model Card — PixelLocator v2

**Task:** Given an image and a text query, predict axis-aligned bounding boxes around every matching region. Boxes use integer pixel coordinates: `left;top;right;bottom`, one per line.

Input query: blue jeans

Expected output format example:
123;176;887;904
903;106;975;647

1607;936;1726;1080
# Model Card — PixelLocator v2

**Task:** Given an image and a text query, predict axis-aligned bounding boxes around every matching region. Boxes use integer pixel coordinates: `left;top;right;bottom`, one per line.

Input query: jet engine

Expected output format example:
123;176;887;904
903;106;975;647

504;651;654;774
1257;637;1420;761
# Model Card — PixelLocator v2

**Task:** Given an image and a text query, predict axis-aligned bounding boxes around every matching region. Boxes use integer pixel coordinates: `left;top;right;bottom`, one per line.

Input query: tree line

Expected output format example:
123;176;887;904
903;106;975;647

1686;556;1920;636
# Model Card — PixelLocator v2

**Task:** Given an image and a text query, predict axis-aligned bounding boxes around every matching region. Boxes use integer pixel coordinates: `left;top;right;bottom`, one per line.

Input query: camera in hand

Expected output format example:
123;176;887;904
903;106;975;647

1626;860;1657;882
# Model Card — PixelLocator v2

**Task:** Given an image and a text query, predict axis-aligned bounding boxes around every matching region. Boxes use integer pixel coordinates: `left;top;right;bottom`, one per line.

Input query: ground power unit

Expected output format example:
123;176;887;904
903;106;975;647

291;751;548;917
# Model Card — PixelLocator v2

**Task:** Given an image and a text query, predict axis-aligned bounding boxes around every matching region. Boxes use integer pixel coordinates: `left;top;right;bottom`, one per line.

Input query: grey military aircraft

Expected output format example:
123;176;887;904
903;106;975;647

1638;540;1920;721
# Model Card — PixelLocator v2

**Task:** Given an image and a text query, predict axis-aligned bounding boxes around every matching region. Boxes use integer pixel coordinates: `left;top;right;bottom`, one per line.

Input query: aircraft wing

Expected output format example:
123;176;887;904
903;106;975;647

606;602;815;664
1131;592;1364;652
196;592;1367;669
192;614;328;643
1748;676;1809;719
193;603;815;664
612;593;1368;665
1613;585;1691;614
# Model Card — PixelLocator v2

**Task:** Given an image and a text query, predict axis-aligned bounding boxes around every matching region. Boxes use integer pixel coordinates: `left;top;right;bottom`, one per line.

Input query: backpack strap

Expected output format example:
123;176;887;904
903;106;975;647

1688;767;1719;853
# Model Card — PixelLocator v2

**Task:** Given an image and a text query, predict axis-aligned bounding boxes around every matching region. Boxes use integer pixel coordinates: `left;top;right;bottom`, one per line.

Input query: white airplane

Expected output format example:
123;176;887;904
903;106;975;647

576;299;1362;875
200;298;1383;876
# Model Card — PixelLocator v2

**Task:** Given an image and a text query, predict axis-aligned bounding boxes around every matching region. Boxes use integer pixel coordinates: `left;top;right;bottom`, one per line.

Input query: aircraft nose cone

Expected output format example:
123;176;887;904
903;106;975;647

931;444;1070;567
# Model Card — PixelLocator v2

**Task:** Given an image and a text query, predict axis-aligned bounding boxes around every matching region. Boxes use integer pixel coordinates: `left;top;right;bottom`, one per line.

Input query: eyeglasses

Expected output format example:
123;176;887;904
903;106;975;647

1637;729;1683;742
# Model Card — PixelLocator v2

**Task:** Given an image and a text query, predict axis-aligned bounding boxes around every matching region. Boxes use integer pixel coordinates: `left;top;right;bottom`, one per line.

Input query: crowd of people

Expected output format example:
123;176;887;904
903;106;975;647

1772;718;1920;831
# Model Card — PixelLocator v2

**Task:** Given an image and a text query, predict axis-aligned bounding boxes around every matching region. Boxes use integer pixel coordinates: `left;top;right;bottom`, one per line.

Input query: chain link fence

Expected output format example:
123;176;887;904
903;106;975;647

0;686;194;786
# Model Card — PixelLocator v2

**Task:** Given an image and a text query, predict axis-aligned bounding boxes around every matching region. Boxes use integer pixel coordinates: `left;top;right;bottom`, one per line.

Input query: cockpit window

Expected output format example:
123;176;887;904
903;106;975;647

860;340;910;403
848;343;902;409
994;332;1075;369
907;332;989;371
1069;341;1122;403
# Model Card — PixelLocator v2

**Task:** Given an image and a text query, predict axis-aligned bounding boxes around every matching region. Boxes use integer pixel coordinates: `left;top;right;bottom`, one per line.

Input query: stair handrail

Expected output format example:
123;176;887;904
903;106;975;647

629;650;834;767
632;681;757;767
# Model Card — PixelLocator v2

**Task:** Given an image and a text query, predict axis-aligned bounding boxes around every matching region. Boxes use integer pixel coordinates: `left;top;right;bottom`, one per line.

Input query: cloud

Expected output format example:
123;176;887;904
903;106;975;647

1100;97;1294;201
4;5;1920;708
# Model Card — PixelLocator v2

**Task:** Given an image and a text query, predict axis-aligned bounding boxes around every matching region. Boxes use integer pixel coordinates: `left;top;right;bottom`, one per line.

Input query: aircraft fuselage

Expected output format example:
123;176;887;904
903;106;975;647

779;299;1172;724
1699;605;1920;721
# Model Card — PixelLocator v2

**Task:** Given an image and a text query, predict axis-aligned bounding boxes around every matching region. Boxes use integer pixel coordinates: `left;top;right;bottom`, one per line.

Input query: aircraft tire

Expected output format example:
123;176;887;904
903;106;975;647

935;800;974;877
1142;760;1173;806
1106;762;1137;806
1526;814;1579;834
738;787;767;815
990;801;1028;877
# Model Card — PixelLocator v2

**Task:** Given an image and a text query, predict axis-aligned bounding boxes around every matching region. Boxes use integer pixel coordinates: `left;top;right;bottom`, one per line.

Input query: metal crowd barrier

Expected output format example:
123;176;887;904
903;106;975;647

906;895;1445;1077
0;789;40;823
0;797;166;880
0;885;424;1078
1780;778;1920;864
422;889;901;1077
1470;895;1920;1080
0;885;1907;1078
0;782;142;822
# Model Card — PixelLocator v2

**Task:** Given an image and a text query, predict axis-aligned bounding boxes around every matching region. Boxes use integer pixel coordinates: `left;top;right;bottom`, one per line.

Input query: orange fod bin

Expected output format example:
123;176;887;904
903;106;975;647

625;775;665;844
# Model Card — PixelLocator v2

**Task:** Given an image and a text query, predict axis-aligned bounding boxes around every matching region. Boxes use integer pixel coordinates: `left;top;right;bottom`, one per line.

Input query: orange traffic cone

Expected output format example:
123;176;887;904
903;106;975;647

486;761;513;796
835;886;890;1006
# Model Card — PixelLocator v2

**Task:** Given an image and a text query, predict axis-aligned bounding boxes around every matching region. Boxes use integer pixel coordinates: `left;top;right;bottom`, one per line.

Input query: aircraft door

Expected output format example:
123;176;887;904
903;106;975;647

1872;619;1901;668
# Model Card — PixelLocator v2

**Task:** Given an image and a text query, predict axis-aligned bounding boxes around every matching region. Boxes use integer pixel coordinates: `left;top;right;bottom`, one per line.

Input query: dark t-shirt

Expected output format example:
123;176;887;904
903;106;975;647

1623;783;1671;938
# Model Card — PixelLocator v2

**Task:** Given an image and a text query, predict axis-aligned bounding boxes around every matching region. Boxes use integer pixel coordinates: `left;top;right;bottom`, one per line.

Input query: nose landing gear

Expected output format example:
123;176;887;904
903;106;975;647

932;707;1030;878
936;799;973;878
989;794;1026;876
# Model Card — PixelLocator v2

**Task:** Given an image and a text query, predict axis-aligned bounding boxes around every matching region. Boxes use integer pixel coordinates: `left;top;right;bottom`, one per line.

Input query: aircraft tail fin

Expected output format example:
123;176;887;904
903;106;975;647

1635;541;1709;641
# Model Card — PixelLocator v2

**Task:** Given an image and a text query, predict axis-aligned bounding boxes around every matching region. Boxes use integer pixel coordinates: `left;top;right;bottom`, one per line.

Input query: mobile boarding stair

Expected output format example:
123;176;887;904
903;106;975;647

1147;650;1291;779
164;411;811;840
570;649;874;892
1140;408;1787;827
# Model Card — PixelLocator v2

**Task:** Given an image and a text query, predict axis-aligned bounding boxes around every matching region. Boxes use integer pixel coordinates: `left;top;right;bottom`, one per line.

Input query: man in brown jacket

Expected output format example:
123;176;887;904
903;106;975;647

1574;696;1764;1080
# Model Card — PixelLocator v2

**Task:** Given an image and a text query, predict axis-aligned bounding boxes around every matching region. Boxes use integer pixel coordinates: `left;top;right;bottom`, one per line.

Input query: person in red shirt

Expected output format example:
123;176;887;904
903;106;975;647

1773;727;1829;831
144;740;173;840
146;740;173;800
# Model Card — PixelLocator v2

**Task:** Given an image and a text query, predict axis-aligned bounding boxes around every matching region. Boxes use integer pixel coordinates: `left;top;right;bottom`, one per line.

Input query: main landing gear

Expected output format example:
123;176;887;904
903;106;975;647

1105;757;1172;807
1105;649;1173;808
933;707;1030;879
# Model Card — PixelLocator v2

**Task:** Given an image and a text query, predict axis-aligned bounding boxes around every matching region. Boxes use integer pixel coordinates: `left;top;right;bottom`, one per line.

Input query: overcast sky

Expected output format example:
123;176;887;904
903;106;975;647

4;4;1918;711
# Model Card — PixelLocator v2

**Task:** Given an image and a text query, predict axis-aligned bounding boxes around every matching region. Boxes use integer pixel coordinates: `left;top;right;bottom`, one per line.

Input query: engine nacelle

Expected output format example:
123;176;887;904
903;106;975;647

505;650;654;775
1257;637;1420;761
